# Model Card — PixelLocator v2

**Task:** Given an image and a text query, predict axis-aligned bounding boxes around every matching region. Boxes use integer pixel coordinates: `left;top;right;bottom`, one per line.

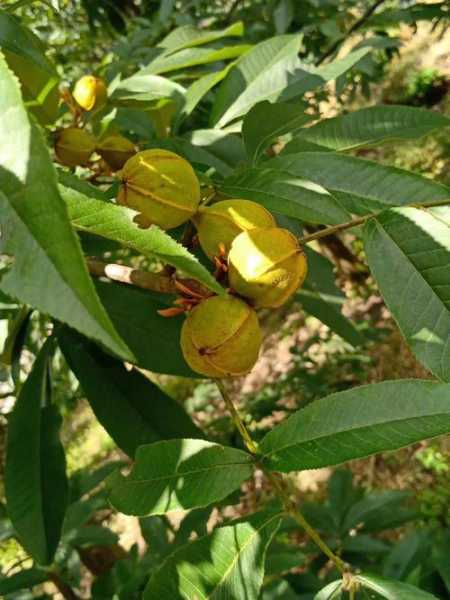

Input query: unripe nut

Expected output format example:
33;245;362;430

193;199;276;259
228;227;307;308
117;149;201;230
97;135;136;171
180;295;262;377
73;75;107;112
55;127;96;167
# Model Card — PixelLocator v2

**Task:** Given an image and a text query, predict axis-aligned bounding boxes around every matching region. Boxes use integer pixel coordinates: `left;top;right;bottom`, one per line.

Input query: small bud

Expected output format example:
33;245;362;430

117;149;200;230
54;127;95;167
228;227;307;308
97;135;136;171
73;75;107;112
193;199;276;260
180;295;262;377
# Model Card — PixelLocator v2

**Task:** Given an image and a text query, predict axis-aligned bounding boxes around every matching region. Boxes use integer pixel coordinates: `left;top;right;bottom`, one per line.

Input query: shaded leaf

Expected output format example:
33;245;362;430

5;339;68;565
221;167;350;225
109;438;253;515
0;568;49;594
58;328;202;458
95;281;193;377
61;183;223;295
143;511;281;599
111;73;185;108
243;100;310;164
269;152;450;215
293;105;449;151
0;55;131;361
260;380;450;472
364;207;450;381
0;11;59;124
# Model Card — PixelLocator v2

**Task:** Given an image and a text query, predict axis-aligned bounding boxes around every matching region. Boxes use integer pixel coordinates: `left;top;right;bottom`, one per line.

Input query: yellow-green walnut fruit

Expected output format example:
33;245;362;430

228;227;307;308
181;295;262;377
117;149;201;230
193;199;276;259
97;135;136;171
73;75;107;112
55;127;96;167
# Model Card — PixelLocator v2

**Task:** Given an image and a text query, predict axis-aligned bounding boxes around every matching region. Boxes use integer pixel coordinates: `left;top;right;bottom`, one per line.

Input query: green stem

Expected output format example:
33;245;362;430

215;380;347;575
298;198;450;245
215;379;258;454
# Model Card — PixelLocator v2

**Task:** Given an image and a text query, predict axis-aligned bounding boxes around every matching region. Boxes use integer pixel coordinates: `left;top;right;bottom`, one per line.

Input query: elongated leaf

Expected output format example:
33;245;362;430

109;439;253;515
143;44;250;75
364;207;450;381
243;100;310;164
61;184;223;295
5;340;68;565
298;289;364;347
144;511;281;599
177;62;236;124
221;167;350;224
111;73;185;108
59;329;202;457
0;55;131;361
260;380;450;472
293;105;449;151
269;152;450;215
213;34;368;127
211;34;302;126
95;281;192;377
0;568;49;594
0;11;59;124
356;573;438;599
159;21;244;53
314;581;342;600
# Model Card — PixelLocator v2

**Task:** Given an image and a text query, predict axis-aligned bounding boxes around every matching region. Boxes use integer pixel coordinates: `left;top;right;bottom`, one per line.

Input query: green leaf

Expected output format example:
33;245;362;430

364;207;450;381
109;438;253;516
0;568;49;594
95;281;192;377
314;581;342;600
143;44;251;75
111;73;185;108
221;167;350;225
260;380;450;472
211;34;302;127
269;152;450;215
356;573;439;599
213;35;368;127
5;340;68;565
292;105;450;151
0;11;59;124
58;328;202;458
61;183;223;295
155;129;245;176
158;21;244;53
0;55;131;361
298;289;364;347
261;579;299;600
143;511;281;599
177;62;236;124
243;100;311;165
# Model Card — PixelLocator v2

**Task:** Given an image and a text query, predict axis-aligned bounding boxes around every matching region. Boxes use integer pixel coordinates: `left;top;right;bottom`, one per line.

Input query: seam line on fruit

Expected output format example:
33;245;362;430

122;182;195;213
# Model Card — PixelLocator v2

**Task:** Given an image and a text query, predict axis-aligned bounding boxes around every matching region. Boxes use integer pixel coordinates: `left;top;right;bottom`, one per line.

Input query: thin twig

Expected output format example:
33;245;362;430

215;379;258;454
87;259;177;294
317;0;386;65
48;572;80;600
298;198;450;245
215;380;347;575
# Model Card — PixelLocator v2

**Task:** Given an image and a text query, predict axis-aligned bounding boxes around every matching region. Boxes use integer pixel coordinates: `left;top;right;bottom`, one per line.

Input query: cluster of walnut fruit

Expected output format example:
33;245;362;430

56;75;308;378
